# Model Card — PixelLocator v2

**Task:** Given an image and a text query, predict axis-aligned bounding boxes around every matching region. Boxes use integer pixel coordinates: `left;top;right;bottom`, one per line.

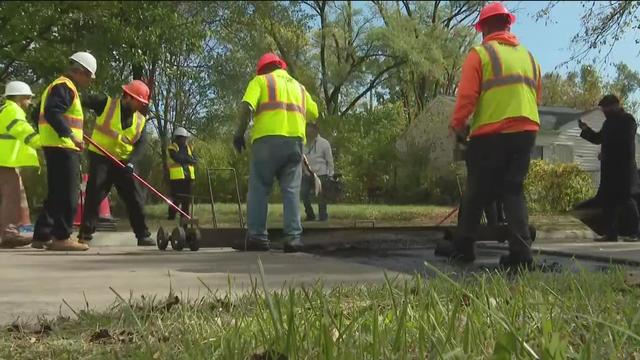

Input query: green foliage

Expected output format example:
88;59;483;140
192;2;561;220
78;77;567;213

525;160;596;213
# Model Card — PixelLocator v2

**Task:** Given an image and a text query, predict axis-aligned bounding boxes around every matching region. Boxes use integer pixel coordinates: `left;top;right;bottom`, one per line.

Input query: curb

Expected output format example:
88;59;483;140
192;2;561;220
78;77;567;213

536;229;596;240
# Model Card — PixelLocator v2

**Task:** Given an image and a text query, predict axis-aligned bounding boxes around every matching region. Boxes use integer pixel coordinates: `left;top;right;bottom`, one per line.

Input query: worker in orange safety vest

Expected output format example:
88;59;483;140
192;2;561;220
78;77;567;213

435;2;542;270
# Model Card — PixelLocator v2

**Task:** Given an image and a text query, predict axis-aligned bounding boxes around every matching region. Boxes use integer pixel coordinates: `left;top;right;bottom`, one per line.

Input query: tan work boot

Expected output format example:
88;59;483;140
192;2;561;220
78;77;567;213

0;236;32;248
47;239;89;251
31;240;51;249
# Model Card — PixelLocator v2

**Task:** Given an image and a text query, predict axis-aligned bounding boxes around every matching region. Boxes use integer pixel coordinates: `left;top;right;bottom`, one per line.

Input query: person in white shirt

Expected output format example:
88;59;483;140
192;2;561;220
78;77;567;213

302;122;334;221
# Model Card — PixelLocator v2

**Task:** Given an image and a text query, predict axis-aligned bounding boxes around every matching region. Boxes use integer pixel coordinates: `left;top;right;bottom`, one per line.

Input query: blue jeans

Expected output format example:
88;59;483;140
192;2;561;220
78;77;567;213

247;136;303;242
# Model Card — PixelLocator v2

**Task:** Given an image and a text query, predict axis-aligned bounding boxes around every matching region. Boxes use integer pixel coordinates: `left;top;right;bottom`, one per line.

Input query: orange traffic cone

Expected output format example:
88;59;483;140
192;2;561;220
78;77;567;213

74;174;113;226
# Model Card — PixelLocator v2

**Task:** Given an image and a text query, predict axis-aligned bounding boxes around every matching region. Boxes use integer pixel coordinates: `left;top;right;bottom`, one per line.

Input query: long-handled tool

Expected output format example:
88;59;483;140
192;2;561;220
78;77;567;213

303;155;322;196
82;135;191;219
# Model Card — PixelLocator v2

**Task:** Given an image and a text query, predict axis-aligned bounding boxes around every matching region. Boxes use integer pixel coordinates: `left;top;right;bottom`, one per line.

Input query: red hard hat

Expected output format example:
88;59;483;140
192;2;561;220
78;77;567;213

256;52;287;75
122;80;150;105
475;2;515;32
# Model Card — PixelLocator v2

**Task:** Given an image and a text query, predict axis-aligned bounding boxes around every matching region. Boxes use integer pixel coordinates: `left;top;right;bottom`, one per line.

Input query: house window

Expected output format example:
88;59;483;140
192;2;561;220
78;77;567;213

531;145;544;160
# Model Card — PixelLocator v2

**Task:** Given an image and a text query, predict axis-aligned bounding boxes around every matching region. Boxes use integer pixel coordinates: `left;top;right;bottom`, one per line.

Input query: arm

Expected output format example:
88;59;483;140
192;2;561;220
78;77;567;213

536;62;543;105
5;108;41;149
43;84;74;137
306;91;319;122
168;144;195;164
450;50;482;131
82;95;108;114
324;140;334;177
234;102;253;139
580;126;603;145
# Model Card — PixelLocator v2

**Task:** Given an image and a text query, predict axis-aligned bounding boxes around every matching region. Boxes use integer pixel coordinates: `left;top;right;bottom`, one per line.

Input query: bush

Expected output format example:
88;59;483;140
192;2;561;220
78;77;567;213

524;160;595;213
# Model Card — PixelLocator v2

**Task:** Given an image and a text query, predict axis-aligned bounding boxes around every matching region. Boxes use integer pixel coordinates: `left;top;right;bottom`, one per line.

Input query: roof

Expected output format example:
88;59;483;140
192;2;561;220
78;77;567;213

538;106;584;131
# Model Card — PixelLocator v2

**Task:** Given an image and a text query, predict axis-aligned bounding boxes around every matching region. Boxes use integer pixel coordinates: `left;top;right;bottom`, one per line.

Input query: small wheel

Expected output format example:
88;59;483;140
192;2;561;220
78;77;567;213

157;227;169;251
529;225;537;243
170;226;186;251
187;228;201;252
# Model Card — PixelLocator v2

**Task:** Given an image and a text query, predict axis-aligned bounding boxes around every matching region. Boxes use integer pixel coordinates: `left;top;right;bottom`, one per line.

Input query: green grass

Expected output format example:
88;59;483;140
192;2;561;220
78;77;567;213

137;203;587;233
3;266;640;359
141;203;454;229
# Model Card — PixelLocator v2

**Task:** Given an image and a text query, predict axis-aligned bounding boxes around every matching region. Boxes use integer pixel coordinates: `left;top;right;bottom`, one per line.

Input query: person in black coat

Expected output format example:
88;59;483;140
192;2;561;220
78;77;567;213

579;94;640;241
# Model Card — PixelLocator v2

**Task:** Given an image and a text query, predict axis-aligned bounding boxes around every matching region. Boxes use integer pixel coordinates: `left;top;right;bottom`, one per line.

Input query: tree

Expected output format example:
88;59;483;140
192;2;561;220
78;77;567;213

538;1;640;66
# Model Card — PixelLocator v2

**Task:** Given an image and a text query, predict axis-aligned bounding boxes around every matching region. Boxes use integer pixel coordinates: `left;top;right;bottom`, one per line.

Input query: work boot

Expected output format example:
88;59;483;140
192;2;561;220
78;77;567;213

305;215;316;222
47;239;89;251
499;253;534;271
283;238;304;253
77;233;93;245
137;236;155;246
622;235;640;243
31;240;51;249
0;225;32;248
232;237;270;252
434;238;476;263
594;235;618;242
0;236;32;249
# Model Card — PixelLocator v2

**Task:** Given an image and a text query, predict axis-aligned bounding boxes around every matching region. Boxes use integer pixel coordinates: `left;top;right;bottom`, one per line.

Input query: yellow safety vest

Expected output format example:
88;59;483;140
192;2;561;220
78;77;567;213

88;97;146;160
167;143;195;180
38;76;84;150
471;41;540;133
0;100;40;168
250;69;311;143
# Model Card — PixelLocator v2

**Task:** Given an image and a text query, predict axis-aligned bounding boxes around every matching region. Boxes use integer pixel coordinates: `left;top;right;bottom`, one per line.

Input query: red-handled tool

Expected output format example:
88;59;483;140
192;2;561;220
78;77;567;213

83;135;191;219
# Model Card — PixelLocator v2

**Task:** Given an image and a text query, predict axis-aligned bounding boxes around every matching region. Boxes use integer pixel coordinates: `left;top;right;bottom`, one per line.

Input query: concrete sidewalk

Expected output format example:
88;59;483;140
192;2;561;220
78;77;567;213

0;246;401;325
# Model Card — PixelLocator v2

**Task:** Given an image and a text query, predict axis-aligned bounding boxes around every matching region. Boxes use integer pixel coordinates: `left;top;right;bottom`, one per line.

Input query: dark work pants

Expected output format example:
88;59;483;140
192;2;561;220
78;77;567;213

168;179;192;220
79;152;149;240
457;132;536;256
301;174;328;220
604;198;640;239
34;148;80;241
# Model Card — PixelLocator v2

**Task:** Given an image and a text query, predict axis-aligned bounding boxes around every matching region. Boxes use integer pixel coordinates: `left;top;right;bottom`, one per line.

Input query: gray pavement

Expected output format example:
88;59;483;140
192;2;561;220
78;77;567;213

0;246;400;325
3;229;640;326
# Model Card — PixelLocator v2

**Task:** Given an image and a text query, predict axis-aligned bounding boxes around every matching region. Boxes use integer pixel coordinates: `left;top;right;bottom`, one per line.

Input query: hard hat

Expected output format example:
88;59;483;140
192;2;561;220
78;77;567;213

173;127;189;137
122;80;150;105
256;53;287;75
475;2;515;32
4;81;34;97
69;51;97;78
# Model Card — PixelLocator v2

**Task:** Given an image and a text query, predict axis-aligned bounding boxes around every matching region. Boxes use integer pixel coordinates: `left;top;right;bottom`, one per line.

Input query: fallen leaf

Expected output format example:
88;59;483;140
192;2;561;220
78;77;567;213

89;329;112;343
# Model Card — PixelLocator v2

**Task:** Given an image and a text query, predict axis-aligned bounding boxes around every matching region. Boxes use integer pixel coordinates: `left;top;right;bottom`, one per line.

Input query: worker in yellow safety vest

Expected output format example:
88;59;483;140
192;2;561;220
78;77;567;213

435;2;542;270
78;80;154;247
232;52;319;252
167;127;197;220
32;52;97;251
0;81;40;248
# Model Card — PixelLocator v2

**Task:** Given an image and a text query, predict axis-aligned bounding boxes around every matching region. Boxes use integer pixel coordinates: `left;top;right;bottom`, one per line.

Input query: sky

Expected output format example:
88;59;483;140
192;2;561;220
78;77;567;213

511;1;640;78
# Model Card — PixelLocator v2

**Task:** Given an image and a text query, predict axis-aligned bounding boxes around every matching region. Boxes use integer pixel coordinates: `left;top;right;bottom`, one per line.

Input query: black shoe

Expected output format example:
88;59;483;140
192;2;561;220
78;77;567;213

305;215;316;222
594;236;618;242
283;239;304;253
137;237;155;246
434;240;475;263
232;238;270;252
499;253;534;271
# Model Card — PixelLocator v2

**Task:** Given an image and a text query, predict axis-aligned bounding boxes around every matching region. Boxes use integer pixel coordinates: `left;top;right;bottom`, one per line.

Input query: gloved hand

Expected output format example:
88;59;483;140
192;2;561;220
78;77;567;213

233;135;246;153
123;163;135;175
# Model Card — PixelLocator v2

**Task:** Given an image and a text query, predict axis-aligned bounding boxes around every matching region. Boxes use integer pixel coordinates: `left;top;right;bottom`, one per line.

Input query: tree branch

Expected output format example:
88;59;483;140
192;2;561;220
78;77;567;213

340;60;406;116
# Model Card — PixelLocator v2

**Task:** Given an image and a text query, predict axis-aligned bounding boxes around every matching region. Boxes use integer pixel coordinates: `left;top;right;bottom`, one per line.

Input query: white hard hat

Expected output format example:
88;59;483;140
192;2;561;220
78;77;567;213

173;127;189;137
69;51;97;78
4;81;34;97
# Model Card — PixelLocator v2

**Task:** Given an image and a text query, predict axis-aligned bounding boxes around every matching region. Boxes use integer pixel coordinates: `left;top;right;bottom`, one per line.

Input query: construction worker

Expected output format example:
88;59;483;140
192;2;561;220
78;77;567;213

167;127;197;220
435;2;542;269
0;81;40;248
32;52;97;251
77;80;154;246
233;52;319;252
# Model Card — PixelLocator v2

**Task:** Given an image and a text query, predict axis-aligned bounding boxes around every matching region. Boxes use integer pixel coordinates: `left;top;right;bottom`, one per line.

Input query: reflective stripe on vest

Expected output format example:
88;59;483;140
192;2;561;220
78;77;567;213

167;143;195;180
250;69;308;143
38;76;84;150
89;97;146;160
470;42;540;133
